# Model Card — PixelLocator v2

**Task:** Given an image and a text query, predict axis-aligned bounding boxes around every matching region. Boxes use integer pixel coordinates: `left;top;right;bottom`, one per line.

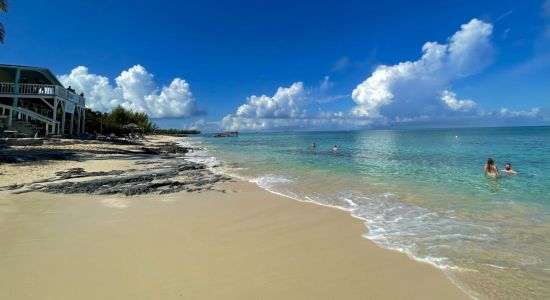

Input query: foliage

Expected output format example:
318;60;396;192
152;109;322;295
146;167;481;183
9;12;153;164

153;128;201;135
84;106;200;136
0;0;7;44
85;106;157;136
108;106;154;130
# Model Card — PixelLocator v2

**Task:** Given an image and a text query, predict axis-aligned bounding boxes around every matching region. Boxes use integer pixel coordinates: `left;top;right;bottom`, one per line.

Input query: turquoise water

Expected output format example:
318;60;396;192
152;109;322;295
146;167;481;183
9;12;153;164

184;127;550;299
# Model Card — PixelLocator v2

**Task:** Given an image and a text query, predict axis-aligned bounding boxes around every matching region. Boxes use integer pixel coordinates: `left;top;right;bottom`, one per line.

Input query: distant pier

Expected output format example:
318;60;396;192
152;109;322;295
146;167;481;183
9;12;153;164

211;131;238;137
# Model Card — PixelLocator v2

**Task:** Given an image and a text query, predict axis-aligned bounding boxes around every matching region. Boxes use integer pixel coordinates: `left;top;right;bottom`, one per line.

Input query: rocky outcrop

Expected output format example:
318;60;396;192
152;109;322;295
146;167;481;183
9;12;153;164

4;158;231;196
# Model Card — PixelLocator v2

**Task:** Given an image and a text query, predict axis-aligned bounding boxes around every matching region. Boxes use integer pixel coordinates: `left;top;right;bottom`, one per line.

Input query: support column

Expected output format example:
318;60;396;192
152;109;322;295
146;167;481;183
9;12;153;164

9;68;21;127
76;108;81;136
61;102;66;135
81;108;86;135
70;112;74;136
52;98;58;135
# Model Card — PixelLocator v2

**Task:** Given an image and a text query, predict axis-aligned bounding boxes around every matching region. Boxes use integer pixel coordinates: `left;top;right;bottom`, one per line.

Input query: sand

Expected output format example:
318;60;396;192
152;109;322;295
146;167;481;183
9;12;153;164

0;135;180;186
0;136;470;299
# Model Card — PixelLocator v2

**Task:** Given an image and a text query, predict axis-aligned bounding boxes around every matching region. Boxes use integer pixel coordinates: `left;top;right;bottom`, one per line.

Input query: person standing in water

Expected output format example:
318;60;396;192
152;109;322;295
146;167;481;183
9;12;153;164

484;158;500;176
311;142;316;149
332;145;338;152
502;162;517;174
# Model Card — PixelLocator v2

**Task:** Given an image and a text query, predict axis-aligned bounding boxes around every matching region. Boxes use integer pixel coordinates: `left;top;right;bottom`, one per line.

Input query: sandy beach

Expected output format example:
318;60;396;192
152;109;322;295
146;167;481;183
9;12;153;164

0;136;469;299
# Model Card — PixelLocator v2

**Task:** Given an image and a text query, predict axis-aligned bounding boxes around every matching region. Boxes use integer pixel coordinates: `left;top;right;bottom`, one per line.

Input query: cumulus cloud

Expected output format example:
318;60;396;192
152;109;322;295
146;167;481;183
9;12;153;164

223;80;358;131
217;18;546;131
351;19;494;119
221;113;373;131
58;65;203;118
223;82;309;130
440;90;476;111
222;80;370;131
235;82;308;118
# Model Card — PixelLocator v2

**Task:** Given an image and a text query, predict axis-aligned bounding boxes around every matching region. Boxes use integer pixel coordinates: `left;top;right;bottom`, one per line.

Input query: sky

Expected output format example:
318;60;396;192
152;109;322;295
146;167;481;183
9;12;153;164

1;0;550;131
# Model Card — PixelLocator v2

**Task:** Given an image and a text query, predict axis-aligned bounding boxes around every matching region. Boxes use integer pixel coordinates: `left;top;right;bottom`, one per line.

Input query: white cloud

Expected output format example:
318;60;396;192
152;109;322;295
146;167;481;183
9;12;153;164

221;80;367;131
499;108;540;118
317;110;345;118
224;81;308;131
182;118;206;130
235;82;308;118
215;18;547;131
221;114;373;131
351;19;494;119
440;90;476;111
58;65;203;118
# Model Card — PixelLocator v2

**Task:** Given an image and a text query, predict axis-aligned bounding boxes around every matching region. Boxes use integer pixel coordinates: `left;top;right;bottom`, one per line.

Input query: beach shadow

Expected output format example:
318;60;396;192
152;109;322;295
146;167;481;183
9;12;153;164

0;148;83;164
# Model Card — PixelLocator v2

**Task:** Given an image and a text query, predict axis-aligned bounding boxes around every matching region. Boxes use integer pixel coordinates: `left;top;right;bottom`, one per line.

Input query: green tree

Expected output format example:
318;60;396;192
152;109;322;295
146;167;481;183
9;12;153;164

83;106;200;136
0;0;7;44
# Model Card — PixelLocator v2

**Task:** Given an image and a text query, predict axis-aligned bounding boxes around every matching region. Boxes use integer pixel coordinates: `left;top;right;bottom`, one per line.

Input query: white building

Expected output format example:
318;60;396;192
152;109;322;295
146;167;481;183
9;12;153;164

0;64;85;136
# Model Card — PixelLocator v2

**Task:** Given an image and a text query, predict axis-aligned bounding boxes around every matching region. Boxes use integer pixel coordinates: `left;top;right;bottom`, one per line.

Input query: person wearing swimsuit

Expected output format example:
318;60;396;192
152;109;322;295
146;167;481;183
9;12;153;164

484;158;500;176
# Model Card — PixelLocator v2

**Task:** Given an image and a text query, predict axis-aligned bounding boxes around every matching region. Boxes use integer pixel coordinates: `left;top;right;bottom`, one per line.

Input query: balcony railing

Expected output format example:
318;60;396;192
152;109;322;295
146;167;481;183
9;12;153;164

0;82;85;106
0;82;14;94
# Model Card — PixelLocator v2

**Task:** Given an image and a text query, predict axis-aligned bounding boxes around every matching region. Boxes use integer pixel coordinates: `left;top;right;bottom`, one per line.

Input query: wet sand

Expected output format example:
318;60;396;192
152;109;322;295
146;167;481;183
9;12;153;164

0;137;469;299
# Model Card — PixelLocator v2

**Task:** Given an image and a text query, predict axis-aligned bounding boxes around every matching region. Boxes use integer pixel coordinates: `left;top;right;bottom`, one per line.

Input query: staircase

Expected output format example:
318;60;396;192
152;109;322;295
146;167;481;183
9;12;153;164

8;120;42;137
0;115;7;131
0;104;60;136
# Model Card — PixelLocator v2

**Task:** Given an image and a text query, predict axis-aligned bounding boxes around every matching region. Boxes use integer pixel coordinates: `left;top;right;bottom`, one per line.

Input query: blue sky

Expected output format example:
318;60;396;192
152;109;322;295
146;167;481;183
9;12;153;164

2;0;549;131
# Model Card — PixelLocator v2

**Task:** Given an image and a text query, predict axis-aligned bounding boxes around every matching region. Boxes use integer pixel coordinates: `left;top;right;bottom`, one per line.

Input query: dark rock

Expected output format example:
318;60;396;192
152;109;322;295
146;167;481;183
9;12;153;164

18;159;230;196
54;168;124;180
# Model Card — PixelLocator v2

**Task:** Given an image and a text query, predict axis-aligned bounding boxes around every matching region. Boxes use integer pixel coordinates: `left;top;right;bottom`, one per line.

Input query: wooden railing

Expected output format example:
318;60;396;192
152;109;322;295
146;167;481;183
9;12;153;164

0;82;85;106
20;83;56;95
0;103;60;132
0;82;14;94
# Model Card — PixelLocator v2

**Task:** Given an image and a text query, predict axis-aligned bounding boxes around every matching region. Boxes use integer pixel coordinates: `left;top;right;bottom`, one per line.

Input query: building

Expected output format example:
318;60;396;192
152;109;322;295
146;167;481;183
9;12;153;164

0;64;85;136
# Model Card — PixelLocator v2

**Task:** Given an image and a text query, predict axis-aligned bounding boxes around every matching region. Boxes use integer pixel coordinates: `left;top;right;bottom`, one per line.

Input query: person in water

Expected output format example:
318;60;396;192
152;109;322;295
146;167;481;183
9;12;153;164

484;158;500;176
311;142;316;149
502;162;517;174
332;145;338;152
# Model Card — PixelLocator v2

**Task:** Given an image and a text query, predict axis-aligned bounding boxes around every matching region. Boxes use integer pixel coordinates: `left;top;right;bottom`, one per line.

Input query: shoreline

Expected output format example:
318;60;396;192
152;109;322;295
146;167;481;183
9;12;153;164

0;136;470;299
183;138;476;298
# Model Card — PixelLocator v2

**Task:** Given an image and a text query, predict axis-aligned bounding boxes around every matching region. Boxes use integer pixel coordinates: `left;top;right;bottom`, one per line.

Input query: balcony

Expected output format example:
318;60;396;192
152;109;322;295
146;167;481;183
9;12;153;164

0;82;85;106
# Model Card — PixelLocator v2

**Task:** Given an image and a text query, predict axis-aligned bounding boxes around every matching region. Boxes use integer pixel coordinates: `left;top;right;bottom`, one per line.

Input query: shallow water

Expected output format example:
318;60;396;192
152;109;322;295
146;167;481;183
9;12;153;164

186;127;550;300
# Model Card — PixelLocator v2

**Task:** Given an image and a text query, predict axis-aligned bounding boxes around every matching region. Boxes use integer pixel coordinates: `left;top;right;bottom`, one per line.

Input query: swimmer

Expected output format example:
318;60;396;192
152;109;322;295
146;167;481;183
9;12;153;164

484;158;500;176
502;162;517;174
332;145;338;152
311;142;316;149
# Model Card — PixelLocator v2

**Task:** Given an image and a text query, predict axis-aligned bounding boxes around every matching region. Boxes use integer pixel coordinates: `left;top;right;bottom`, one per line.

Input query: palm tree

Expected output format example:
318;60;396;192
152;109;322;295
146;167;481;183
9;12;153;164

0;0;8;44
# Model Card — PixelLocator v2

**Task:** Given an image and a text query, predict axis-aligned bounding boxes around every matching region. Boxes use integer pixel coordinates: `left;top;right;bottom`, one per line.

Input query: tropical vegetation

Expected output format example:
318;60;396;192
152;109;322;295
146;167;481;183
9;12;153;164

84;106;200;136
0;0;7;44
153;128;201;135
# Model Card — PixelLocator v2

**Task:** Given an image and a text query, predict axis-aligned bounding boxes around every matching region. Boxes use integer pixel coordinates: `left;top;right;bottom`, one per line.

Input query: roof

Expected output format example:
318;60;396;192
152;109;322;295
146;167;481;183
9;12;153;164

0;64;64;87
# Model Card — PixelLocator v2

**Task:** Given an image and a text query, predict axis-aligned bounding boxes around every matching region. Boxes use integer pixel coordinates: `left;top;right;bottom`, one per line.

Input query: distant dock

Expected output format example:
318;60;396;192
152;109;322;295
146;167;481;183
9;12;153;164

211;131;238;137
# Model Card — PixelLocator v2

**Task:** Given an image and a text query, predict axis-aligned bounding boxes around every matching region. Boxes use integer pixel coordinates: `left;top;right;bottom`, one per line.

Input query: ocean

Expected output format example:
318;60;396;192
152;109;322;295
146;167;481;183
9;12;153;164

182;126;550;299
